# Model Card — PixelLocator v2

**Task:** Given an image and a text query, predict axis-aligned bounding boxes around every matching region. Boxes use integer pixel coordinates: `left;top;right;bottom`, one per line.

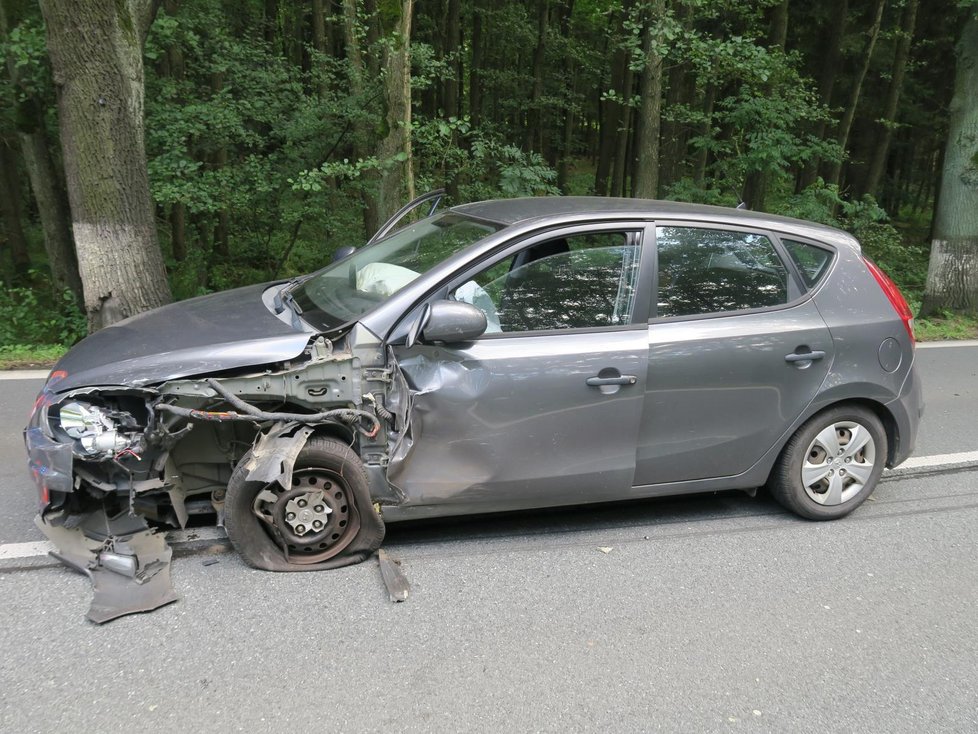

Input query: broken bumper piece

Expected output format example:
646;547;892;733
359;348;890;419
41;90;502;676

36;510;179;624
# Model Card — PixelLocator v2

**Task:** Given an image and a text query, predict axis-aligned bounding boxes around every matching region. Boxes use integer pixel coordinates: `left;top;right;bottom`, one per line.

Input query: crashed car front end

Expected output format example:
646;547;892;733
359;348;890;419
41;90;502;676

25;331;399;623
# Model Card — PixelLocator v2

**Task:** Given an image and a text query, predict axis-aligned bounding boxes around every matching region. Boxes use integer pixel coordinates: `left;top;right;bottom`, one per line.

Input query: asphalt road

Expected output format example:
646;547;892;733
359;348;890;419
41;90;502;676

0;344;976;732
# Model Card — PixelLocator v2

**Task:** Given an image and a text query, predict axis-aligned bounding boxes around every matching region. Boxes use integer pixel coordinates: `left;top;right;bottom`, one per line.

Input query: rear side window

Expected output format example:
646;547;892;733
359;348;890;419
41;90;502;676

781;238;834;289
655;227;789;318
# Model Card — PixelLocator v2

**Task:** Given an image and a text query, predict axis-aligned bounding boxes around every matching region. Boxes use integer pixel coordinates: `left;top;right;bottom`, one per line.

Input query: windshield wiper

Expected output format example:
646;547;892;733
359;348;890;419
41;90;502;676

274;278;305;315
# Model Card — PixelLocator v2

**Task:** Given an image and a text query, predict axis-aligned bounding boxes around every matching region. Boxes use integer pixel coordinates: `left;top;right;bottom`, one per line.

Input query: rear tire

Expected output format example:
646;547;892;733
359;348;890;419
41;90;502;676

769;405;886;520
225;436;384;571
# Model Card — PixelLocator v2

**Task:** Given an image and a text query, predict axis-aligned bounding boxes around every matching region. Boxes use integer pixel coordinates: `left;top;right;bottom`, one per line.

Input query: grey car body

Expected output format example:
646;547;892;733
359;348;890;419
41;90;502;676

25;196;922;622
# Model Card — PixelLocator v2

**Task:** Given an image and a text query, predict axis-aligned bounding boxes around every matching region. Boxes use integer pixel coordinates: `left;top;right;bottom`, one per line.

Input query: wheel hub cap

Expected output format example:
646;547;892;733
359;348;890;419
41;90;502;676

801;421;877;506
283;490;332;537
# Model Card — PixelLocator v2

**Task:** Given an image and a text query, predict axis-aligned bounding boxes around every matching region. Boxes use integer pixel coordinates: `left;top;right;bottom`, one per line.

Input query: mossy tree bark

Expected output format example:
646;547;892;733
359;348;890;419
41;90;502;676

921;11;978;317
39;0;172;331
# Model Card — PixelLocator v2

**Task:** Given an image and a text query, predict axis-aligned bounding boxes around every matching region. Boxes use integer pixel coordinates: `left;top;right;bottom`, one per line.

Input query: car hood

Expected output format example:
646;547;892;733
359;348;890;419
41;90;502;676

49;283;314;393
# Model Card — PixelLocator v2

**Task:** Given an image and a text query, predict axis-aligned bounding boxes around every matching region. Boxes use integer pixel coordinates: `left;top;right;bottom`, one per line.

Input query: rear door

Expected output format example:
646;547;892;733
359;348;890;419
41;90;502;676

388;223;652;515
633;224;834;486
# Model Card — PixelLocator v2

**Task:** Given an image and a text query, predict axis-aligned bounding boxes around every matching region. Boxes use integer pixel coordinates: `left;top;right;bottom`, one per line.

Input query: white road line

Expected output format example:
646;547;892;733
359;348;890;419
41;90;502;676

0;527;227;563
916;339;978;349
0;370;51;380
0;540;53;560
895;451;978;470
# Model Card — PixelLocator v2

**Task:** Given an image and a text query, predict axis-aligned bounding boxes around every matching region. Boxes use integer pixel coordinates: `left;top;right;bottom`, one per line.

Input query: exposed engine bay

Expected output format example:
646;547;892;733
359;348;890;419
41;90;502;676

25;328;405;623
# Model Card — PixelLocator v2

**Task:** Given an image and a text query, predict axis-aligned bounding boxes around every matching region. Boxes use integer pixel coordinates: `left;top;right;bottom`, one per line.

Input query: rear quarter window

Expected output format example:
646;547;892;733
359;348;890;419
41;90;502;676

781;238;835;289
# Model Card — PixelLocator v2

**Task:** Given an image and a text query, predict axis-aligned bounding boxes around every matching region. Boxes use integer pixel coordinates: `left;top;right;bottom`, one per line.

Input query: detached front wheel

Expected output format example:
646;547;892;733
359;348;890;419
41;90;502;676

769;405;886;520
225;436;384;571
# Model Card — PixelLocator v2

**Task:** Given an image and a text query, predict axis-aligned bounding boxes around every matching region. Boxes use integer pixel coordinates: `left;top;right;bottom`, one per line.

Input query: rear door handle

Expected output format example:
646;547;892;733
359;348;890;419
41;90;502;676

586;375;637;387
784;350;826;363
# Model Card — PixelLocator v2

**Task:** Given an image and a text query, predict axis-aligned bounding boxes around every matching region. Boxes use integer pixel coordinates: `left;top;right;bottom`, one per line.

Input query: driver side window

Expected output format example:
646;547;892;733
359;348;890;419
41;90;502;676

453;231;640;334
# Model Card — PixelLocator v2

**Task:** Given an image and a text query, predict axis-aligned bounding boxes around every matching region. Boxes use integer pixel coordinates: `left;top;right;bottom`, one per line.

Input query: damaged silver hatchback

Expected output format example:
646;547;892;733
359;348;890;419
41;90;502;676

25;194;922;622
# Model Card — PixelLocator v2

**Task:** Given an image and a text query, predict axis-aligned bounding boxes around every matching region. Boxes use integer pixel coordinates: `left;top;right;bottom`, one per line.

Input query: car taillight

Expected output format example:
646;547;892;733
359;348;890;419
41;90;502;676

863;256;915;346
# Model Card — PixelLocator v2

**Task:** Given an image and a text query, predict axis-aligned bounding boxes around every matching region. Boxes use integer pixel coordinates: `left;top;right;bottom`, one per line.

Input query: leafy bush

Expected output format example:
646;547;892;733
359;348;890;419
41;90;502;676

0;277;86;347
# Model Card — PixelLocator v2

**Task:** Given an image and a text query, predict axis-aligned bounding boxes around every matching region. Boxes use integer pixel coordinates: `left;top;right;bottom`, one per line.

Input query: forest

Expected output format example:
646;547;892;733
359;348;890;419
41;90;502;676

1;0;977;359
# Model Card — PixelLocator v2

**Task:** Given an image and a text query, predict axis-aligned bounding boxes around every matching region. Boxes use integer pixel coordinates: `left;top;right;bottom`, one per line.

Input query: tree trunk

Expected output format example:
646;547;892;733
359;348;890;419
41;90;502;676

826;0;886;190
593;10;621;196
264;0;277;45
443;0;460;117
0;140;32;276
693;84;716;186
0;1;82;300
342;0;378;235
525;0;549;152
743;0;790;211
798;0;847;192
468;0;484;129
862;0;919;200
161;0;187;261
375;0;414;224
920;12;978;317
39;0;172;331
610;0;635;201
767;0;789;49
312;0;328;97
631;0;664;199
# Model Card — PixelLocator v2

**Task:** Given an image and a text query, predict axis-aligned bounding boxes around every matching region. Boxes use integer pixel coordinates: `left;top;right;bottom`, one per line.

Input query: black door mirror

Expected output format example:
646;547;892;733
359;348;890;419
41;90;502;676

332;245;357;263
420;301;487;344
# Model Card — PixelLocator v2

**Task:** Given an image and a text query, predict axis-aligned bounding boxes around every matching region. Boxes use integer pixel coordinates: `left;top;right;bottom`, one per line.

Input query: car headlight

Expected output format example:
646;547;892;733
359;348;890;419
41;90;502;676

55;401;131;458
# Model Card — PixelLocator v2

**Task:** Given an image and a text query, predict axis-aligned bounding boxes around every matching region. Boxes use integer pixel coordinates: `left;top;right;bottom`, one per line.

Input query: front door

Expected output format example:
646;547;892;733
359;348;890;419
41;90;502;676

388;226;650;515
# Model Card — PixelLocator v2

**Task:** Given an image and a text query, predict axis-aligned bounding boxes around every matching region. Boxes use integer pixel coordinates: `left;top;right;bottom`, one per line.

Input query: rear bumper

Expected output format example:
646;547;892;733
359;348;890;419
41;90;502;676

885;359;924;467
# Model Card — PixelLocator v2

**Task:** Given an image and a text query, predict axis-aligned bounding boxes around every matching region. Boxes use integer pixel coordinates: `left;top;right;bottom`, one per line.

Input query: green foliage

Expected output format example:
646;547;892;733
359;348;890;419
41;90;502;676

0;343;68;369
0;277;86;348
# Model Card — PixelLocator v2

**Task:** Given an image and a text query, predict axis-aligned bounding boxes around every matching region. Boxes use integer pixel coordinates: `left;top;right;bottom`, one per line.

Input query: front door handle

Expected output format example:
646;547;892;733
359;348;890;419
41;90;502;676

784;350;826;363
586;375;637;387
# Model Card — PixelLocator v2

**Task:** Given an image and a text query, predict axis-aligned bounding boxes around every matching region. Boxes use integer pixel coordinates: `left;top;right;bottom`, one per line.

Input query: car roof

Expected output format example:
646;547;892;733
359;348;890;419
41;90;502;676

450;196;860;250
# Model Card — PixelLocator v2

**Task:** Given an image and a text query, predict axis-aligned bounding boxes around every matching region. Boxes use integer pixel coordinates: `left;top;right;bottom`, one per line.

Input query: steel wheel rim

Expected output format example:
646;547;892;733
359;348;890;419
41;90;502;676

255;468;360;563
801;420;877;506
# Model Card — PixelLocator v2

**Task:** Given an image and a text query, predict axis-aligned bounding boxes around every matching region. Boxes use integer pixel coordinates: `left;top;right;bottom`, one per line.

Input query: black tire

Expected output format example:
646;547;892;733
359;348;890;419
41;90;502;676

225;436;385;571
768;405;886;521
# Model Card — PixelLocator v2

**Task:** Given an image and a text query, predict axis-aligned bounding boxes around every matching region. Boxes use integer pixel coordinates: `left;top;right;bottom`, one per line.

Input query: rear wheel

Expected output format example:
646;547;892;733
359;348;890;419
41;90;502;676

225;436;384;571
769;405;886;520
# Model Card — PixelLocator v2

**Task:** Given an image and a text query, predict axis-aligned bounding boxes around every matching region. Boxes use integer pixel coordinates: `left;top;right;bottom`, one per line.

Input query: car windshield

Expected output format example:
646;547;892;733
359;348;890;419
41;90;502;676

291;213;500;329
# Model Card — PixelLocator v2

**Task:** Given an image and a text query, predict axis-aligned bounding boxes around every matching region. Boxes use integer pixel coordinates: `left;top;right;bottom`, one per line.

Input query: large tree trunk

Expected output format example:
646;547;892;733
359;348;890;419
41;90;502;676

862;0;919;200
631;0;664;199
920;13;978;317
39;0;171;331
826;0;886;190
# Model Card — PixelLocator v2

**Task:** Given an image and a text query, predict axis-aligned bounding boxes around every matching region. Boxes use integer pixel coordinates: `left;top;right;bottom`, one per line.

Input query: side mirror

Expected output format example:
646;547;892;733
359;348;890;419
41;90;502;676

420;301;487;344
332;245;357;263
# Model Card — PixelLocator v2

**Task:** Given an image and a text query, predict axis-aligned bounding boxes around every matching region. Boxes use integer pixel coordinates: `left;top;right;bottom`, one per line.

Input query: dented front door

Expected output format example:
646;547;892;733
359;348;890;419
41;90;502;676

387;328;648;517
